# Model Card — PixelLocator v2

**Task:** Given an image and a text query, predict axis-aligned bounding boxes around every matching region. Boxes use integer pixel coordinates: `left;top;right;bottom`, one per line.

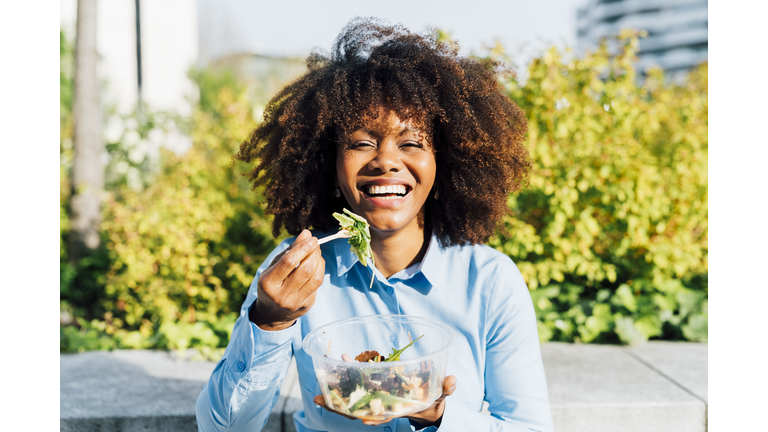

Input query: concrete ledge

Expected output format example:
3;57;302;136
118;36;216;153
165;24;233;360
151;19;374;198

60;342;707;432
543;343;707;432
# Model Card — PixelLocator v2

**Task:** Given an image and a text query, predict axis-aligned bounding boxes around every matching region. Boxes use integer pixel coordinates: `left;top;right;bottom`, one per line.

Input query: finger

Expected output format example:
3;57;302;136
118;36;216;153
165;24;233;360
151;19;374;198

296;251;325;298
443;375;457;395
287;247;322;294
295;229;311;244
435;375;457;402
313;395;359;421
271;232;318;281
268;229;311;265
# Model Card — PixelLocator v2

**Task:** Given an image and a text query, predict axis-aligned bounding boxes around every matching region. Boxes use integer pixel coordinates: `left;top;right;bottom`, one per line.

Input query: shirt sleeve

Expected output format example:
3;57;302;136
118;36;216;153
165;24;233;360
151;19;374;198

195;239;299;432
437;257;554;432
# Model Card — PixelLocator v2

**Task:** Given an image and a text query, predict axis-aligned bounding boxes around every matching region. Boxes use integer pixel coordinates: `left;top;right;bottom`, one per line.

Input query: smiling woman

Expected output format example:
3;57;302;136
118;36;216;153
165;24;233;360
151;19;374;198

197;17;552;432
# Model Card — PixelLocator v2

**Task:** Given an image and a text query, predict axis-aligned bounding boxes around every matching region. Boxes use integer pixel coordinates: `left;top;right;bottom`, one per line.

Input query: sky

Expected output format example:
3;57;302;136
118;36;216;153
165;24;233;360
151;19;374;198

62;0;586;69
197;0;586;70
59;0;586;117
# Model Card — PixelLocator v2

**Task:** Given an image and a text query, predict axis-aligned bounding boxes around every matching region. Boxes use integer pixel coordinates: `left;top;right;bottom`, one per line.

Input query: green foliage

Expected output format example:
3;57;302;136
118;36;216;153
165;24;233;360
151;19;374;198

60;60;281;356
187;67;244;117
103;105;173;192
60;30;128;338
61;318;118;352
60;30;74;268
489;30;708;344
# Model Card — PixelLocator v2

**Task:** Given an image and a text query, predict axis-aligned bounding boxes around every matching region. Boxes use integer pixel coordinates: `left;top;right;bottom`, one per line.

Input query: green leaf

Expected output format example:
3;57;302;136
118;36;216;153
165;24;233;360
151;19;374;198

614;315;646;345
682;313;708;342
372;391;429;408
348;391;376;413
634;314;662;339
385;334;424;362
614;284;637;312
333;208;375;288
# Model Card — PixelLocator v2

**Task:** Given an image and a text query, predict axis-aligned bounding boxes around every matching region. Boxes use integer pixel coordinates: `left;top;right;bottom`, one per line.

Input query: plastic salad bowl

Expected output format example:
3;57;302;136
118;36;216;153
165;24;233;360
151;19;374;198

302;314;456;422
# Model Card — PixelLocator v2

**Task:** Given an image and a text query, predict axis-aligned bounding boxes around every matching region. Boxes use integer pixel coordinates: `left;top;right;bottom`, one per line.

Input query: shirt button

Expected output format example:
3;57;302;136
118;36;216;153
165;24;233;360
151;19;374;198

386;287;394;295
384;428;392;432
237;361;245;372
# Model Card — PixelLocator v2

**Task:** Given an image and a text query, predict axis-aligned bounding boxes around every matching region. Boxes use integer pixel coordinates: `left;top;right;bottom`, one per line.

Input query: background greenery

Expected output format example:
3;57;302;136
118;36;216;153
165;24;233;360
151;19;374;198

60;30;707;357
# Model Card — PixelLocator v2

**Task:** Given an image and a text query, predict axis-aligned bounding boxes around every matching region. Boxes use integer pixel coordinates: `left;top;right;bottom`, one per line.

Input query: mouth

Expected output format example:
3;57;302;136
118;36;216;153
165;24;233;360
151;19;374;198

361;184;411;200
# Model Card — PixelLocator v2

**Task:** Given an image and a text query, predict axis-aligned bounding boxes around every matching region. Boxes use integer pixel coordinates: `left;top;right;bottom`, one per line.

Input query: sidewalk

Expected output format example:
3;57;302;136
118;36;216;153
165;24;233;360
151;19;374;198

60;341;707;432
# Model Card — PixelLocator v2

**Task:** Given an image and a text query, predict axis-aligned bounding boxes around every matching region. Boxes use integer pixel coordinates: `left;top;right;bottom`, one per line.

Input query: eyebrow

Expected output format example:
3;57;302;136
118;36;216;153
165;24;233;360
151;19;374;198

354;126;423;138
398;126;423;137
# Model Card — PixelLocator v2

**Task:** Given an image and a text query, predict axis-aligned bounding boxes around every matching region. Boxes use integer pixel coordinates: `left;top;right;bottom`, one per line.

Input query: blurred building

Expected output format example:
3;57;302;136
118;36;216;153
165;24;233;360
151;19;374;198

576;0;708;75
60;0;306;153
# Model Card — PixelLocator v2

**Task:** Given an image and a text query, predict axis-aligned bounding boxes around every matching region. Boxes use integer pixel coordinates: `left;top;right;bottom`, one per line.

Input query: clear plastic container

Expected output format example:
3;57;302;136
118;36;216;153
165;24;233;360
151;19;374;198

302;314;456;422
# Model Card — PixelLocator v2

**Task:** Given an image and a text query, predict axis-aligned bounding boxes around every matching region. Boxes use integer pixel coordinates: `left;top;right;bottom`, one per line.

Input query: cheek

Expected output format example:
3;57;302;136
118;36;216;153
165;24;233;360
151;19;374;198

415;157;437;188
336;152;365;190
336;153;353;184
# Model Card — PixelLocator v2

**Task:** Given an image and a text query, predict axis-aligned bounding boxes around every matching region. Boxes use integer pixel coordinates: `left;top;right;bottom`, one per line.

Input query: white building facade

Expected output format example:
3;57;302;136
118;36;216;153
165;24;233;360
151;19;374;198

576;0;708;75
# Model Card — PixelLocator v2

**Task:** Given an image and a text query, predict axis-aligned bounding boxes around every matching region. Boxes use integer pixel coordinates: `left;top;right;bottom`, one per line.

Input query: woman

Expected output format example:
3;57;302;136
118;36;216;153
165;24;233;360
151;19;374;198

196;18;553;432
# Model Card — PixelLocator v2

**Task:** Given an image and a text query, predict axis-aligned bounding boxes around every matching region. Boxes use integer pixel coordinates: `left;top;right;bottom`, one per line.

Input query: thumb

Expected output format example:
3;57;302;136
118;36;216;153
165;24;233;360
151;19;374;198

441;375;457;399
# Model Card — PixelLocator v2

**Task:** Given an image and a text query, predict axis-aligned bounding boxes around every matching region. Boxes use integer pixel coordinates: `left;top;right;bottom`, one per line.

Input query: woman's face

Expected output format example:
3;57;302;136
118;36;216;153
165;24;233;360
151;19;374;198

336;108;436;237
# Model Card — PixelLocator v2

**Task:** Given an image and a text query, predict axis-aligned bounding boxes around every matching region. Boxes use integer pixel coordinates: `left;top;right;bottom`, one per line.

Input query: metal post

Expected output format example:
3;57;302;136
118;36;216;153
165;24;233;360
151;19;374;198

135;0;143;124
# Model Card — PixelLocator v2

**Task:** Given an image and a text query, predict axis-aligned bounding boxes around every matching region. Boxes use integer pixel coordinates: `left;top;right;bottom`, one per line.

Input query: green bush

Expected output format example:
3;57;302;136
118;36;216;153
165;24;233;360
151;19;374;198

489;31;707;344
59;54;281;355
95;80;280;356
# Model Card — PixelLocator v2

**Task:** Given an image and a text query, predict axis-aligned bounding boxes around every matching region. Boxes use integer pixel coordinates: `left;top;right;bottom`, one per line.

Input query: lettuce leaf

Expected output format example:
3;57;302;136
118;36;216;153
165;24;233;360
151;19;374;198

333;208;375;288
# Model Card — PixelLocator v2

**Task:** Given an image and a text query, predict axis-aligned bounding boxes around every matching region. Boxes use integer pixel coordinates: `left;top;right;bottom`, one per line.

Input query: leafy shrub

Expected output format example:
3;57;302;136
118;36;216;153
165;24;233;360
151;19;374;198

489;31;707;344
94;77;280;355
59;61;282;355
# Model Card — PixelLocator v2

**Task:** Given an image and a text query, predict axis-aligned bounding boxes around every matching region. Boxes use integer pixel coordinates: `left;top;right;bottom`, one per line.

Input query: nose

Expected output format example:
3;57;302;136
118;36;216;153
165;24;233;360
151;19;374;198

367;144;402;173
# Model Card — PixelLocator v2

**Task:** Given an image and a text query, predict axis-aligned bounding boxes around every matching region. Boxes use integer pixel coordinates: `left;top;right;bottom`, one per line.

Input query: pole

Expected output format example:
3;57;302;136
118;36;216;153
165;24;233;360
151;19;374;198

135;0;143;123
70;0;104;262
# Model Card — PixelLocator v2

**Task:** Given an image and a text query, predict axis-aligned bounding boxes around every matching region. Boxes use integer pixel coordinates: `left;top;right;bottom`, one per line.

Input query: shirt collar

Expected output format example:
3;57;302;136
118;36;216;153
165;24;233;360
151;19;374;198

334;236;361;277
416;231;446;290
333;230;445;290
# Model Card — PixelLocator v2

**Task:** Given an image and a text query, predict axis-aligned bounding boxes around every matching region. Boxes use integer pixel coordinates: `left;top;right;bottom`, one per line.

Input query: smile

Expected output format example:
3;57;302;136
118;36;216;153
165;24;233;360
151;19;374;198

363;184;410;199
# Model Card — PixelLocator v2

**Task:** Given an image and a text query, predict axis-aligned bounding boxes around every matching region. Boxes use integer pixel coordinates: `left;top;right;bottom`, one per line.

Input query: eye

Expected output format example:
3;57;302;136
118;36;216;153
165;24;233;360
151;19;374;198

347;140;376;150
400;141;423;149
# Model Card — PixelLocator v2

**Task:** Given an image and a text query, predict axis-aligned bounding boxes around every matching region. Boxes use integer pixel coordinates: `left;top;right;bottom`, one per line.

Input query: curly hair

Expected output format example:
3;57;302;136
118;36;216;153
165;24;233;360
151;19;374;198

234;17;530;246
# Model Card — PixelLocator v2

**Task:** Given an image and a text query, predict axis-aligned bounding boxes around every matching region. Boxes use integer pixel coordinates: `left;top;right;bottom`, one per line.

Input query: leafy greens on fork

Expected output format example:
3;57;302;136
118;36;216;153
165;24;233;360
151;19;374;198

318;208;376;288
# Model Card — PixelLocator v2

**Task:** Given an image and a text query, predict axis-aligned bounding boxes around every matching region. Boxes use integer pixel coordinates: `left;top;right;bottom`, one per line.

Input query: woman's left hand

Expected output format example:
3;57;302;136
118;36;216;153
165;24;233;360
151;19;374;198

313;375;457;427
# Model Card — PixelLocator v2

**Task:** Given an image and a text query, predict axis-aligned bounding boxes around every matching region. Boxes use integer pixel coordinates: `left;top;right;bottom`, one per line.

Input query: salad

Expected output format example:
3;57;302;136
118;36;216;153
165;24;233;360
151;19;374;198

331;209;376;288
317;335;437;420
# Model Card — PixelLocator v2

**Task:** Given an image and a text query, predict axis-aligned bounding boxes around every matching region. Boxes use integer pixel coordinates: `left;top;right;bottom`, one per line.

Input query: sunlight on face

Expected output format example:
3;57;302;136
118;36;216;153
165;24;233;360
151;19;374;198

336;108;436;239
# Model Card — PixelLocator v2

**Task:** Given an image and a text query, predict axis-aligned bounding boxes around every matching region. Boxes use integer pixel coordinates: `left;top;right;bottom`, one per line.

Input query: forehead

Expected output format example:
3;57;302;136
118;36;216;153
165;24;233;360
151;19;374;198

352;107;428;136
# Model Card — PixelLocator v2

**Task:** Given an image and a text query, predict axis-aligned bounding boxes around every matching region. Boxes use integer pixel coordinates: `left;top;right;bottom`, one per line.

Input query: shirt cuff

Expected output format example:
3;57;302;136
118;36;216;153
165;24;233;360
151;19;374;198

251;319;298;347
224;309;298;378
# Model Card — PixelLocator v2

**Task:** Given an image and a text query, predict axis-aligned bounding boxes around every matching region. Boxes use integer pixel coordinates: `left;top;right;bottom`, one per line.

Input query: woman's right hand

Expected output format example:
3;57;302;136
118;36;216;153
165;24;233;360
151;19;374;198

249;229;325;331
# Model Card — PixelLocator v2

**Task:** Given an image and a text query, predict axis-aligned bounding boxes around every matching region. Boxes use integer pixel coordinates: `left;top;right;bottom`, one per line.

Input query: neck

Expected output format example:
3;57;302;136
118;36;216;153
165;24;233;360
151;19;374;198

370;221;430;279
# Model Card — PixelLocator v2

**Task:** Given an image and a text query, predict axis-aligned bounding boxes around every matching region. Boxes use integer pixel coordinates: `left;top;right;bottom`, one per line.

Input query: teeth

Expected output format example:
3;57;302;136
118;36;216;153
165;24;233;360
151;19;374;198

367;185;407;196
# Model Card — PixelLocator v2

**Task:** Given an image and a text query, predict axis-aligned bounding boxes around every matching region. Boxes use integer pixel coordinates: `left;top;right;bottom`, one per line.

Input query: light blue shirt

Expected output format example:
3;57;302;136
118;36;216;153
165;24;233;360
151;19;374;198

196;231;553;432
